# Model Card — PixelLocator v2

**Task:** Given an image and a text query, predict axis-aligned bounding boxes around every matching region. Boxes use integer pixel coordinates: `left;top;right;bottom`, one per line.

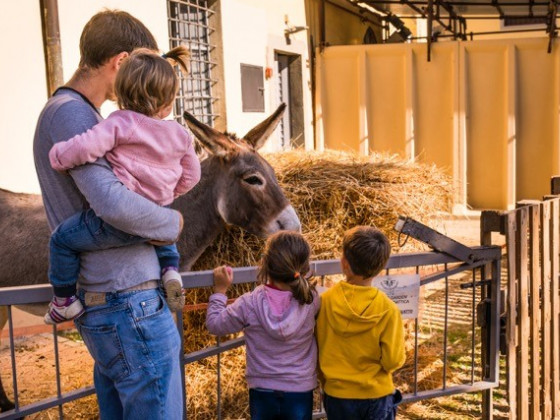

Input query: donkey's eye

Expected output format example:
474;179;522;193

244;175;264;186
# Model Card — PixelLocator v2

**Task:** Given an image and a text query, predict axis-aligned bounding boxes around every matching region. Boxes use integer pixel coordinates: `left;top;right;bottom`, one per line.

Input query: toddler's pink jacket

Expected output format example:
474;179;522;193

49;109;201;206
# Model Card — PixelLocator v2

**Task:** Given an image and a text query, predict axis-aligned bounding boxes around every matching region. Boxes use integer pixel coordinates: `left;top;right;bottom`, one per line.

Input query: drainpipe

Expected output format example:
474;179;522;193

319;0;326;51
40;0;64;96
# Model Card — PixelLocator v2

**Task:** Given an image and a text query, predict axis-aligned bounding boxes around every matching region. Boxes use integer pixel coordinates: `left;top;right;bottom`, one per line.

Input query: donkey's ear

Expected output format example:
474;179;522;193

243;103;286;150
183;111;234;156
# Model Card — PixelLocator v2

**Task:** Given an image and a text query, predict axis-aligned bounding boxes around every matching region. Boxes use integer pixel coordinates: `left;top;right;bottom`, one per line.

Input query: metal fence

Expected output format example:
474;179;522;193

0;245;502;419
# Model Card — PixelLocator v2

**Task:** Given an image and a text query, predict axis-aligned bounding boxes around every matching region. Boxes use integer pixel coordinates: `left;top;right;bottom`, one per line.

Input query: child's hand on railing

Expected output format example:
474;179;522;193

213;265;233;295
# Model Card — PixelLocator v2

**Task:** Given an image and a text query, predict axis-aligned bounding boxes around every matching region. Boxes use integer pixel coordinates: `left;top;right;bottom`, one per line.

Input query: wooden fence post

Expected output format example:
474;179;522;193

530;204;542;420
480;210;506;420
549;199;560;417
515;204;529;420
541;200;552;419
516;201;544;420
504;211;518;420
528;203;542;420
551;176;560;195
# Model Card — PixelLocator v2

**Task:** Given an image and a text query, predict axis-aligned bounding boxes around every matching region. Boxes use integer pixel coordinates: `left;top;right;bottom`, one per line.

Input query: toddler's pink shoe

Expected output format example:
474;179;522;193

44;295;85;325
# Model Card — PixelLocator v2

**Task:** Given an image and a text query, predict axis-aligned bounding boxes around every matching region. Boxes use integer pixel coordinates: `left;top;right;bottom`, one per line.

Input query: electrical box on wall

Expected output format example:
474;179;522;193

240;64;265;112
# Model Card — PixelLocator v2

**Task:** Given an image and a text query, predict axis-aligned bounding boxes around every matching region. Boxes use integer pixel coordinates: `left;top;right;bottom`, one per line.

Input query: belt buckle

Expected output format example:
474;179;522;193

84;292;107;307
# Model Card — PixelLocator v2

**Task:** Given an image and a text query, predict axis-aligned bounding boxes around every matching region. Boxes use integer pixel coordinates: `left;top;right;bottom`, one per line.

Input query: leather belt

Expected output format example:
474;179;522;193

83;280;159;307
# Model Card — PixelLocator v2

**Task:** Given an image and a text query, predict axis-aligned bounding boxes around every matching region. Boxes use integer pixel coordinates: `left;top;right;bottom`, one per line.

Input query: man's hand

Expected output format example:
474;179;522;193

213;265;233;295
148;212;184;246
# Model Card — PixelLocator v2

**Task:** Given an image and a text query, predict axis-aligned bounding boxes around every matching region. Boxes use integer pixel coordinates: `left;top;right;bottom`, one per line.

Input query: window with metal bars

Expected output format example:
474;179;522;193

168;0;218;127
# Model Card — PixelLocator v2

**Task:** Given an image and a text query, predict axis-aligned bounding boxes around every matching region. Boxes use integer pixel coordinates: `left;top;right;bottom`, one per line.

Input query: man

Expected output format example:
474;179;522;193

33;10;184;419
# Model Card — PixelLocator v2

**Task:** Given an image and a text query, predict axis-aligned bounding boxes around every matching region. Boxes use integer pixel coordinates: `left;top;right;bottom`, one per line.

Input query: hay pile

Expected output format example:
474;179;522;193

182;150;453;419
192;149;453;270
10;151;453;419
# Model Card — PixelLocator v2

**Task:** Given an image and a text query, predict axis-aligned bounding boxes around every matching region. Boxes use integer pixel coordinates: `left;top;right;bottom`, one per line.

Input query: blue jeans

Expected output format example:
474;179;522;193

323;390;402;420
49;209;180;296
249;388;313;420
75;288;183;419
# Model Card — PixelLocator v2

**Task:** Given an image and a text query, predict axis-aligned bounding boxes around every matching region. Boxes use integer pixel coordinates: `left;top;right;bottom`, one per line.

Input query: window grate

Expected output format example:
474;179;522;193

168;0;219;127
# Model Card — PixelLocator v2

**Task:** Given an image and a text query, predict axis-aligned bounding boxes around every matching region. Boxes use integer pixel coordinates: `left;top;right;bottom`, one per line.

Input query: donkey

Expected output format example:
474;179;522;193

176;103;300;269
0;103;299;412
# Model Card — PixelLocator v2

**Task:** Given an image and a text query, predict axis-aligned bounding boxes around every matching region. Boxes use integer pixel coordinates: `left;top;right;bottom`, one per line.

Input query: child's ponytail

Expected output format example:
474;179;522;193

289;271;314;305
257;231;316;306
162;45;190;75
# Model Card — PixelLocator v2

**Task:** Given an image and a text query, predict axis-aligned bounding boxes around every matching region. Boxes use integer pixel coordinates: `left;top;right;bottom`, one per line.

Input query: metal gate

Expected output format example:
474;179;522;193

0;219;502;419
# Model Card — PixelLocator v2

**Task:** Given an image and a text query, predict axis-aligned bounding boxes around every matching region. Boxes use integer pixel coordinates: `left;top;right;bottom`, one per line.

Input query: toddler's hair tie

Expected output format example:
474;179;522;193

161;53;168;59
294;272;301;279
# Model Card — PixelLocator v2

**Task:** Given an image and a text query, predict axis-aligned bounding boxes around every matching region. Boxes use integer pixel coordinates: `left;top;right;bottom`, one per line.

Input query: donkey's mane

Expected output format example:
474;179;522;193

192;131;241;158
223;131;239;140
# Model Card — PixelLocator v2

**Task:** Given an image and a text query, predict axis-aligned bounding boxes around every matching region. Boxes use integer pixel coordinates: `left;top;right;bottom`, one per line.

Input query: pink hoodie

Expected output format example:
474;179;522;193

206;285;320;392
49;109;201;206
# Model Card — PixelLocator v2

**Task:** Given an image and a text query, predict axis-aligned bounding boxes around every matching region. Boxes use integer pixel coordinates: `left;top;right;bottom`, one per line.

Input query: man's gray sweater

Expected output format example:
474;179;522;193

33;88;181;292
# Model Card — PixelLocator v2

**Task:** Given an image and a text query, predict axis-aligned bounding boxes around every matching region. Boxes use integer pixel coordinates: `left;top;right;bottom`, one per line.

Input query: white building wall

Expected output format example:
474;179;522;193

220;0;313;152
57;0;170;118
0;1;314;194
0;1;169;194
0;2;46;194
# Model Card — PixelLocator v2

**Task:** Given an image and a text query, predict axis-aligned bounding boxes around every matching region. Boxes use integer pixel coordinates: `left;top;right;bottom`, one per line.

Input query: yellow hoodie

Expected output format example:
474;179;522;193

316;281;405;399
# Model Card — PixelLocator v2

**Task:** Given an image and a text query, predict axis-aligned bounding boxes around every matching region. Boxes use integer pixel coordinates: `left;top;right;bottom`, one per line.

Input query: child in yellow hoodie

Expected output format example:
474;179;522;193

316;226;405;420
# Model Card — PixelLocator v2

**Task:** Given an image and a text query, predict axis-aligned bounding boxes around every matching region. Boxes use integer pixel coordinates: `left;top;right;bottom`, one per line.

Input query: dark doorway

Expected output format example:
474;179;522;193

275;52;305;149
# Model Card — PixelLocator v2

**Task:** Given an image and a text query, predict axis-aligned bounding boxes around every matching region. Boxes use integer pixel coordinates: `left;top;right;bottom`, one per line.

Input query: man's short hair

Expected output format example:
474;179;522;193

79;9;158;69
343;226;391;278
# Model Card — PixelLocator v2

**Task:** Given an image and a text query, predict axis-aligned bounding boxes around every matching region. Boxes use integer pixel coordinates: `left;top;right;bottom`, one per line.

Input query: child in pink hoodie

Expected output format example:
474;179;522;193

207;232;320;420
44;46;200;324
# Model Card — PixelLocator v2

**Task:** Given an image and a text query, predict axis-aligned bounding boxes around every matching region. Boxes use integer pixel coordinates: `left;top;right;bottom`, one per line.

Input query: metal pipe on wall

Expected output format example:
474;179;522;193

320;0;326;50
427;0;433;61
40;0;64;96
547;0;558;53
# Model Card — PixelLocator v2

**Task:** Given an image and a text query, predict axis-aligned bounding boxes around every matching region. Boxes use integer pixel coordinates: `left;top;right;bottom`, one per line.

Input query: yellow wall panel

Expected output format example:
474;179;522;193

465;43;509;209
305;0;382;47
365;47;408;155
516;40;558;200
316;38;560;210
321;48;362;151
412;43;457;174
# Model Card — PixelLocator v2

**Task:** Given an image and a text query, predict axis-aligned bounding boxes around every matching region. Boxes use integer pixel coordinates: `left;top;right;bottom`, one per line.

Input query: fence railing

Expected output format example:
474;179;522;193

0;246;502;419
481;177;560;420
